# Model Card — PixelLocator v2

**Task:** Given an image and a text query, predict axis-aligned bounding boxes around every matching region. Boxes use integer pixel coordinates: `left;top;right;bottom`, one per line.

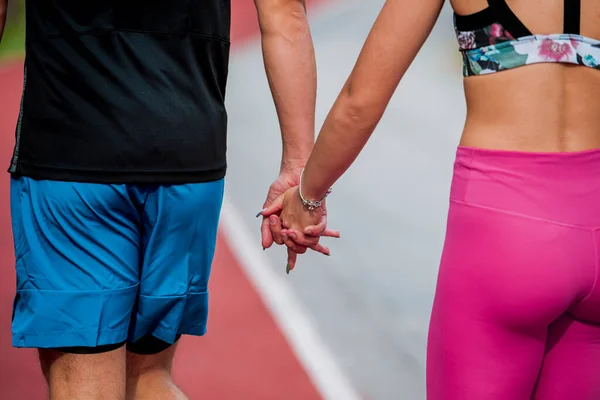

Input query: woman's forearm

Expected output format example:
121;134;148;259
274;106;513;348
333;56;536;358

300;90;382;200
299;0;444;200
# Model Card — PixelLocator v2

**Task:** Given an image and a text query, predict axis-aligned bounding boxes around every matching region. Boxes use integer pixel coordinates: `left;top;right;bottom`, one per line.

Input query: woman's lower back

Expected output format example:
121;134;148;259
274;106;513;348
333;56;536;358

460;64;600;152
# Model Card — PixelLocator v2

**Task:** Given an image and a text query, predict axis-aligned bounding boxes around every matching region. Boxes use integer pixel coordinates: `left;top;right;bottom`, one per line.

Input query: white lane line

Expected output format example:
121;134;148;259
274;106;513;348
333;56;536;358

220;198;362;400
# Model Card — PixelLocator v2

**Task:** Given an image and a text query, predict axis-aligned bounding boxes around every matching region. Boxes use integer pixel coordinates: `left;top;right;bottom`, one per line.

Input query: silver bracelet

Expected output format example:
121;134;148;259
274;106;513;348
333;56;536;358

298;169;332;211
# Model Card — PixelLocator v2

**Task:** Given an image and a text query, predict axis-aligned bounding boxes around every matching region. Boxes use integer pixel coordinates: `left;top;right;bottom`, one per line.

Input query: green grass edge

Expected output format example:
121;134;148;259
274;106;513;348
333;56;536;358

0;1;26;63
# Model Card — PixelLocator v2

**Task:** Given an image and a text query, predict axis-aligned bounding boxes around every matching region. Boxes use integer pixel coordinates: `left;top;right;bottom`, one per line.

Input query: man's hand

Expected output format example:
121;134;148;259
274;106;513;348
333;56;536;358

259;170;340;275
261;186;340;272
259;168;339;251
259;166;305;252
259;165;326;252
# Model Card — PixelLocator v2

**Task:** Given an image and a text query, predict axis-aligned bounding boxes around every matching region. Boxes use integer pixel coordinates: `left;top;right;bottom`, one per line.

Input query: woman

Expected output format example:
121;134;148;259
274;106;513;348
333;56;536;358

261;0;600;398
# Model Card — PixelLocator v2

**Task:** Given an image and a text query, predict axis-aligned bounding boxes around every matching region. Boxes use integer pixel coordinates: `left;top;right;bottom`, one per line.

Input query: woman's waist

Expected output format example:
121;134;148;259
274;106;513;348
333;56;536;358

462;67;600;152
451;146;600;227
459;119;600;153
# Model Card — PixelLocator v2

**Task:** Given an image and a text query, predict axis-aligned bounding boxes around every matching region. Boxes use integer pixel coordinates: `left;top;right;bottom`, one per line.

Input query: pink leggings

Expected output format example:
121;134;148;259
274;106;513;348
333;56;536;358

427;147;600;400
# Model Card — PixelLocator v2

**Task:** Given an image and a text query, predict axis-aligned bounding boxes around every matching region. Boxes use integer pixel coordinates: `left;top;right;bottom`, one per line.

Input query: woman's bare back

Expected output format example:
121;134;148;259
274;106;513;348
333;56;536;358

451;0;600;151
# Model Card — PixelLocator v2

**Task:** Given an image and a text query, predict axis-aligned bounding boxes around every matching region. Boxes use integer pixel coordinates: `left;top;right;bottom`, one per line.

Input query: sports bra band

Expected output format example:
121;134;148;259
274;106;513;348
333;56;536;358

453;0;598;76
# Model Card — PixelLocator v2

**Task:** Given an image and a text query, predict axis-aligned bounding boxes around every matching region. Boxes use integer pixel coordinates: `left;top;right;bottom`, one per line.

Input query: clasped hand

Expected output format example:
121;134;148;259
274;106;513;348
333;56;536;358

259;180;339;273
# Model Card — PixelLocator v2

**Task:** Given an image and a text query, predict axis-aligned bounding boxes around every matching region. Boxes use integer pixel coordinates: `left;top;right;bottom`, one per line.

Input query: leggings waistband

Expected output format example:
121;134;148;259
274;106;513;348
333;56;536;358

451;146;600;227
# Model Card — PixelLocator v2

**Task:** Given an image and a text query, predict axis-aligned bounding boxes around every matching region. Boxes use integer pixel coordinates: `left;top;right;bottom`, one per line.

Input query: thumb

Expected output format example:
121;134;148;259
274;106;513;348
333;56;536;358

260;194;285;217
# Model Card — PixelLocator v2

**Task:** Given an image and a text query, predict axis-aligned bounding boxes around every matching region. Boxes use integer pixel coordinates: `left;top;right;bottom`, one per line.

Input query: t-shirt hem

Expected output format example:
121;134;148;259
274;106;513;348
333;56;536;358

8;163;227;184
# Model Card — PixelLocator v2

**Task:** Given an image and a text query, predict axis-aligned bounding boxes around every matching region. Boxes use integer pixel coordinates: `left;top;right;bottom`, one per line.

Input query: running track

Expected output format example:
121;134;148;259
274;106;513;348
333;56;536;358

0;1;333;398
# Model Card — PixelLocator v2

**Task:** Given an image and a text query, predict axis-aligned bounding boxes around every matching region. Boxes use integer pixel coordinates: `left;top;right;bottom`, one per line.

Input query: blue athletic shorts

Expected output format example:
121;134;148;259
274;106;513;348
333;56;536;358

10;177;224;349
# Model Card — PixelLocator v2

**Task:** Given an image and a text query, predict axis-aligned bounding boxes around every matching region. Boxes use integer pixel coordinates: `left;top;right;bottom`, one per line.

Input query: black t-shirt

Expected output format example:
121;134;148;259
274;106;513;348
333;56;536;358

9;0;231;184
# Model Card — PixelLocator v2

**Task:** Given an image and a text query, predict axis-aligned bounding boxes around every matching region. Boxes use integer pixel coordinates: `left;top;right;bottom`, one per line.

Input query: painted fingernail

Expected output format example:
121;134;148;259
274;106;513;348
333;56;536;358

286;263;291;274
256;209;266;218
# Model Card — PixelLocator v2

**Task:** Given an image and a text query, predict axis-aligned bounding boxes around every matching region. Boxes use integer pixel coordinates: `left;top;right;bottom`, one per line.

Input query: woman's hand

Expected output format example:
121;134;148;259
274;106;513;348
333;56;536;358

262;186;340;272
259;170;325;255
280;186;324;243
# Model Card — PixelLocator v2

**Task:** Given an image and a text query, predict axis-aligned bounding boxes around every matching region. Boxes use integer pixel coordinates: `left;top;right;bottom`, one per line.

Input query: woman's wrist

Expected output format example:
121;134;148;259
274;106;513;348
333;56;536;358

300;168;330;202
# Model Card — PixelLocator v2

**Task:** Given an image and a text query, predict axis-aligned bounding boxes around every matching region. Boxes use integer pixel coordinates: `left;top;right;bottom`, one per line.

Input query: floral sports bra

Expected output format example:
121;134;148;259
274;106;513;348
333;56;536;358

454;0;600;76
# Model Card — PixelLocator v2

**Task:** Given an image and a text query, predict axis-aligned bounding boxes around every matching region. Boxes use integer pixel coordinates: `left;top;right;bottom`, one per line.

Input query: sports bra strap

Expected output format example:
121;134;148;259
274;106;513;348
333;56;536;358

487;0;581;36
564;0;581;34
487;0;531;37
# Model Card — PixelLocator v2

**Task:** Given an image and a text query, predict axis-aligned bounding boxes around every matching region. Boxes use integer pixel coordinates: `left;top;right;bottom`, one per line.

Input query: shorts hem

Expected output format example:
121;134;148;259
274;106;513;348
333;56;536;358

12;284;139;348
12;327;129;349
130;292;209;343
147;325;208;345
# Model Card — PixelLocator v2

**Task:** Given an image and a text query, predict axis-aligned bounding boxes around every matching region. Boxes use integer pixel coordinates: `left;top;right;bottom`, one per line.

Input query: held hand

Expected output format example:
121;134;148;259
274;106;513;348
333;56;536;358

265;214;309;255
262;186;340;272
258;170;305;250
262;185;340;240
282;199;340;250
279;186;323;234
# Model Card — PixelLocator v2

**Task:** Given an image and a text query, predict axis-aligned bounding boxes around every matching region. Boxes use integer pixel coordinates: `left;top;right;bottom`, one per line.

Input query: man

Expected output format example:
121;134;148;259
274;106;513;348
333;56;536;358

0;0;324;398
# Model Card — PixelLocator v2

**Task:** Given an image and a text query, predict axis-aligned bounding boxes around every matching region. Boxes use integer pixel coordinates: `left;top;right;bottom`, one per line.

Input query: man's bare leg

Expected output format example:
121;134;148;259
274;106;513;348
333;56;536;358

39;347;127;400
126;343;186;400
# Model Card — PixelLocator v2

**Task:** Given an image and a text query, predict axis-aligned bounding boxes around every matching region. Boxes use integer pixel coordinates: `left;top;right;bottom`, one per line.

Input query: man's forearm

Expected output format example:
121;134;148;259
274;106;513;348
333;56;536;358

0;0;8;44
256;1;316;173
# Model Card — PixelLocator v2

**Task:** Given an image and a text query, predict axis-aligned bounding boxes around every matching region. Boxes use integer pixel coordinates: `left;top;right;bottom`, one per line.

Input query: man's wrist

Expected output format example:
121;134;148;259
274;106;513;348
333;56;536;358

281;137;313;172
279;157;308;176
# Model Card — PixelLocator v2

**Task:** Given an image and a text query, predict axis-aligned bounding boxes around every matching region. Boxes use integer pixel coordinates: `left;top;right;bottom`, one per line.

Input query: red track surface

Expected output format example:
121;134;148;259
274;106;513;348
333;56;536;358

0;1;328;398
